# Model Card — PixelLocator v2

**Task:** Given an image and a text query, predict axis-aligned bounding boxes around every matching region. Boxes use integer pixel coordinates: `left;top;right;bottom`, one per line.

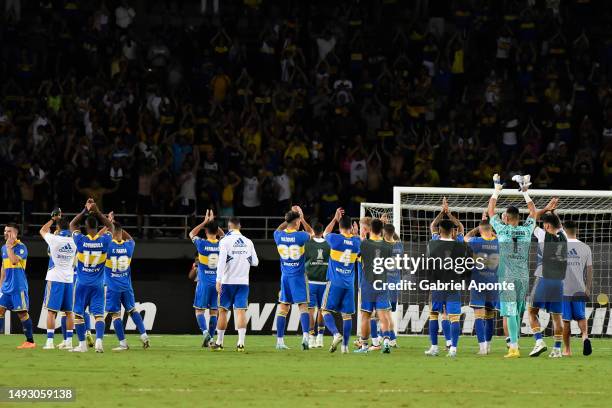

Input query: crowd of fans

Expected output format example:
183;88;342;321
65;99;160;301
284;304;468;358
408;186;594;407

1;0;612;230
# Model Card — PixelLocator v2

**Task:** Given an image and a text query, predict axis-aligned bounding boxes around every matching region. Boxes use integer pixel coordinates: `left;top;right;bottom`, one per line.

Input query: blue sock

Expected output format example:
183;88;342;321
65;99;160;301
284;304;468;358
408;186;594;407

370;319;378;338
300;312;310;335
451;321;460;348
429;318;439;346
130;311;147;335
389;330;396;341
84;312;91;331
342;319;352;347
475;317;485;343
442;319;451;342
323;313;339;336
534;331;543;341
22;318;34;343
47;329;54;340
75;322;86;341
196;314;208;333
61;315;67;340
95;320;105;340
485;318;494;342
113;318;126;342
0;317;4;334
554;340;561;348
276;313;287;339
209;315;218;336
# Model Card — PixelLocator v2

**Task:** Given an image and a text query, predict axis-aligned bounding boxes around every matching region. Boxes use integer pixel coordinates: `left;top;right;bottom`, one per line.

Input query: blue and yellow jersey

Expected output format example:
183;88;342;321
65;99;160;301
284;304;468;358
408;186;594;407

325;233;361;288
104;239;136;292
72;231;112;286
387;240;404;283
467;236;499;283
1;241;28;294
273;229;310;277
192;237;219;285
432;233;464;242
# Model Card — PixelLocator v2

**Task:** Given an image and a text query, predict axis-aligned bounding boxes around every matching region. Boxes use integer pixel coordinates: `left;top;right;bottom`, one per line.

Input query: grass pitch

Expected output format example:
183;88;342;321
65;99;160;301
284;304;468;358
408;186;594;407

1;334;611;408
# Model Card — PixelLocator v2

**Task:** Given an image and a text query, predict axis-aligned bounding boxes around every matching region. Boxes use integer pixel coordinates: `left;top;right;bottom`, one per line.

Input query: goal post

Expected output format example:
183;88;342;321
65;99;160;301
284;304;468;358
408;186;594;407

362;187;612;337
392;186;612;337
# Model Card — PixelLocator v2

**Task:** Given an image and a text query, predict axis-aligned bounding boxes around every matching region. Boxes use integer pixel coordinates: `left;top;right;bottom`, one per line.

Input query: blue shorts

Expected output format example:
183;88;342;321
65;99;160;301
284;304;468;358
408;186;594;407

0;290;29;311
105;289;136;313
279;274;309;304
531;278;563;314
73;282;105;317
219;284;249;310
308;282;326;308
562;299;586;321
431;300;461;315
194;281;218;310
43;281;74;312
322;283;355;315
469;287;499;310
360;286;391;313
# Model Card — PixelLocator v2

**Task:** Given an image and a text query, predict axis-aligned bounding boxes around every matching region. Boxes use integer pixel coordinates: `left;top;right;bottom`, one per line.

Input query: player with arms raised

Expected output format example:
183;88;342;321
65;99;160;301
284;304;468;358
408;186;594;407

487;174;541;358
273;206;314;350
321;208;360;353
189;210;224;348
69;199;114;353
103;216;150;351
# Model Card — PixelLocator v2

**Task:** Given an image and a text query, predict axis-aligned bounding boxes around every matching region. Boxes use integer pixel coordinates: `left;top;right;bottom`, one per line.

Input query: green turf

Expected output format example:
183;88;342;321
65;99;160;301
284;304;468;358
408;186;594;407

1;334;611;408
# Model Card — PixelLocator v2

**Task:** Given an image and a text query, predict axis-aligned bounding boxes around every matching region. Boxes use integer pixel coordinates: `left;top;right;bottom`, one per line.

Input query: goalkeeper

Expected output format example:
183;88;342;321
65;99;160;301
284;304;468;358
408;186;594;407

486;174;538;358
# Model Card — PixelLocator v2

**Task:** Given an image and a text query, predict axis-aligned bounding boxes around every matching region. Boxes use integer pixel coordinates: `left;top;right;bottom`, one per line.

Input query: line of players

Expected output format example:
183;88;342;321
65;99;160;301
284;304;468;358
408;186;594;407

0;199;150;352
423;175;593;358
189;205;403;353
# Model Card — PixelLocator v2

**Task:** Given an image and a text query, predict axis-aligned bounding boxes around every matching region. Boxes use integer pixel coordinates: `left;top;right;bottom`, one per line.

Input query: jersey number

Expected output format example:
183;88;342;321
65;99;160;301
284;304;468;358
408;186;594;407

339;249;353;266
108;256;130;272
278;245;302;261
207;253;219;269
82;251;102;267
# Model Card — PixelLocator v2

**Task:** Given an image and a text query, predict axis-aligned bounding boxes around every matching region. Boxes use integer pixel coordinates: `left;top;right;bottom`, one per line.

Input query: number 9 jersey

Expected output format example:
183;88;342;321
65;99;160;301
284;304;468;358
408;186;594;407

104;239;136;292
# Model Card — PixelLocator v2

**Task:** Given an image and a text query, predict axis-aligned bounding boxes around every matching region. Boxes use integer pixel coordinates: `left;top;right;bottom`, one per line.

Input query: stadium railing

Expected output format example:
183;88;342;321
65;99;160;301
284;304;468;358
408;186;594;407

0;212;284;240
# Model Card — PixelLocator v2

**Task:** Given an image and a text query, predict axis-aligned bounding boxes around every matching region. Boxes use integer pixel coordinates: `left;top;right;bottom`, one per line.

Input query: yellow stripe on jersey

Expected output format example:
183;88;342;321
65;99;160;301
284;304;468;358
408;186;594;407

329;249;358;263
198;254;209;265
2;258;26;269
76;252;108;265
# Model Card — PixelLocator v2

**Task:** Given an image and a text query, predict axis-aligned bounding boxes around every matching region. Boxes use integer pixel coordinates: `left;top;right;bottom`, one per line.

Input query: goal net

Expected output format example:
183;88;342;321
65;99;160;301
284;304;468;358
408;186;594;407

362;187;612;337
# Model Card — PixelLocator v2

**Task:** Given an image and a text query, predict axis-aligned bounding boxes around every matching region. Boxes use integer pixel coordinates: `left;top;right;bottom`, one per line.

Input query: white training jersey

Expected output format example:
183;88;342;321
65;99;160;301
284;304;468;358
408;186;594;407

564;238;592;296
44;233;77;283
216;230;259;285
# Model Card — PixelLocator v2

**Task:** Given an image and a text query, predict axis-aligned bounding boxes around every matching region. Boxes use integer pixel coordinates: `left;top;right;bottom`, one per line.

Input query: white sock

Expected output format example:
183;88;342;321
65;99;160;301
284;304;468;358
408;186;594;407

479;342;486;351
277;337;285;345
216;330;225;345
237;328;246;346
140;333;148;340
95;338;102;347
450;346;457;353
446;340;452;347
536;338;545;347
120;339;127;347
510;342;518;349
316;333;323;340
383;337;389;346
372;337;380;346
431;344;439;351
79;340;87;348
302;332;309;342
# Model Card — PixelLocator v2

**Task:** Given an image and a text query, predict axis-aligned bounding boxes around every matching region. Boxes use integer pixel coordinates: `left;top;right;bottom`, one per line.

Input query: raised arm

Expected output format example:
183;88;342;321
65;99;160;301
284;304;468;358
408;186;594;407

189;209;212;240
487;174;503;218
69;207;87;233
39;219;54;238
430;197;448;235
324;208;343;237
535;197;558;221
445;211;465;235
90;202;114;233
293;206;313;236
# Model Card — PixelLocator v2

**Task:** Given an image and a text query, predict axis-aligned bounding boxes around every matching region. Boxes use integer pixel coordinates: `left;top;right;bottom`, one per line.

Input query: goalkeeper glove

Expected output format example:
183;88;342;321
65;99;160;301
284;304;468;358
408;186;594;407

491;174;503;199
512;174;532;192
